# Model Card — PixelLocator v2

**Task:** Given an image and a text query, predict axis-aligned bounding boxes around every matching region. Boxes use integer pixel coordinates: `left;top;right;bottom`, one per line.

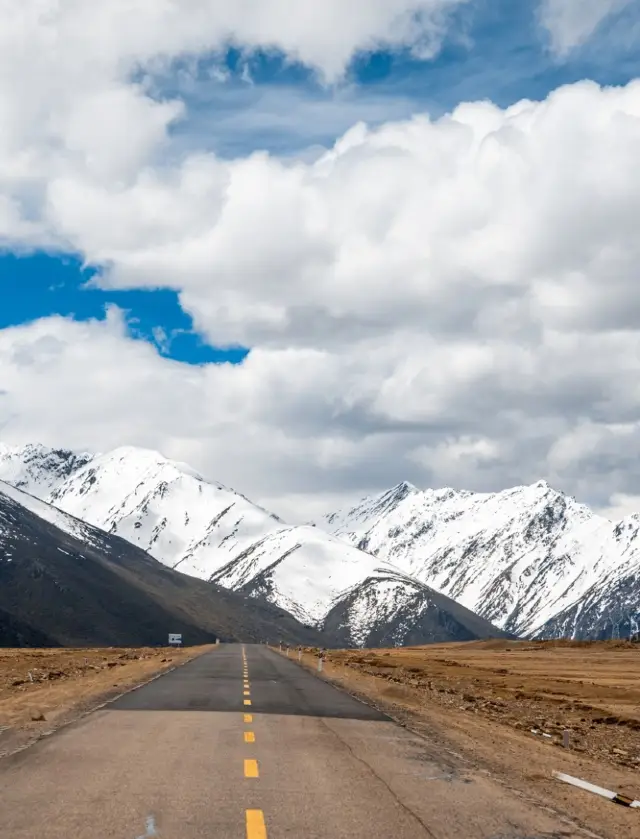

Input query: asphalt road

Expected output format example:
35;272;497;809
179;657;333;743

0;644;587;838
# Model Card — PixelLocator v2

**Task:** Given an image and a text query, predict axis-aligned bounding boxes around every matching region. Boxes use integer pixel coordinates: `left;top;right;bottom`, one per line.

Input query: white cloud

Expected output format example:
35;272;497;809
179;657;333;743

50;80;640;356
2;5;640;520
601;493;640;519
539;0;637;55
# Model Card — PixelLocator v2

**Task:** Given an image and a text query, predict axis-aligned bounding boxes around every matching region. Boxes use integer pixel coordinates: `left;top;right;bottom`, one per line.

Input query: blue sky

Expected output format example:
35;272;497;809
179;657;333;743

4;0;640;366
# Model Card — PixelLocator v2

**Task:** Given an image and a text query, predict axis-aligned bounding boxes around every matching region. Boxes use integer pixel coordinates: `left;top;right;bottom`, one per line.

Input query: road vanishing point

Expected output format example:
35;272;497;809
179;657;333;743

1;644;587;838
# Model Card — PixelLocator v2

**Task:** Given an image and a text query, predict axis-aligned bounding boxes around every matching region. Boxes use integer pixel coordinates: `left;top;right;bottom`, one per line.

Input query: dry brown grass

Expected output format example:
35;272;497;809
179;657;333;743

0;645;213;754
324;639;640;766
283;640;640;839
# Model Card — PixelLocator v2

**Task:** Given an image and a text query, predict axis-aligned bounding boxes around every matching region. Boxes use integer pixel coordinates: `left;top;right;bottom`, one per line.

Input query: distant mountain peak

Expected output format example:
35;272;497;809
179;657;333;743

323;477;638;641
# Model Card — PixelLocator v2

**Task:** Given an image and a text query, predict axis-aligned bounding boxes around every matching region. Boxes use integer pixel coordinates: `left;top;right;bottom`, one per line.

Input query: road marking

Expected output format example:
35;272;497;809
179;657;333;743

244;713;253;723
244;689;251;696
244;699;252;705
244;731;255;743
244;759;259;778
246;809;267;839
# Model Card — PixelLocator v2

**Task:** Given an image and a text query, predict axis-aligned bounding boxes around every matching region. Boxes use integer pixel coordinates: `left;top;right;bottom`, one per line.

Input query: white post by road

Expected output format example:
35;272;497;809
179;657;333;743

318;658;323;672
298;650;302;661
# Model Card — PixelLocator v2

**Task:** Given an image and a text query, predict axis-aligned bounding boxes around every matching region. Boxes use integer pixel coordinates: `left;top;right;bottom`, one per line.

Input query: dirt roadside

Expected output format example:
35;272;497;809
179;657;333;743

277;640;640;839
0;644;215;757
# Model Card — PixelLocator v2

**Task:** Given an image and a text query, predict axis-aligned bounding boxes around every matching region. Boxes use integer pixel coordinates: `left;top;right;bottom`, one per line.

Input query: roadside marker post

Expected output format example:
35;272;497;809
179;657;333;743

298;650;302;662
318;658;323;672
563;730;570;748
554;771;640;807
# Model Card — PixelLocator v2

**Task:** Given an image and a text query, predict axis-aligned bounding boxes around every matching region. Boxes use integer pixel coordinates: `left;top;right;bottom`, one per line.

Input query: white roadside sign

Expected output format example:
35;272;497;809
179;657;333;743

168;633;182;646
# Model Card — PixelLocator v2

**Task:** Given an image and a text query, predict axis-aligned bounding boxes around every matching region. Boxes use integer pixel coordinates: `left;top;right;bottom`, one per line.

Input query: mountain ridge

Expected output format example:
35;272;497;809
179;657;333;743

322;479;640;639
0;443;509;646
0;479;327;647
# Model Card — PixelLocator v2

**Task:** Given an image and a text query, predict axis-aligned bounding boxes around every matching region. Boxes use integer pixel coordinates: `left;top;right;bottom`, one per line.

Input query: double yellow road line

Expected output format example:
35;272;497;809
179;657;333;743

242;646;266;839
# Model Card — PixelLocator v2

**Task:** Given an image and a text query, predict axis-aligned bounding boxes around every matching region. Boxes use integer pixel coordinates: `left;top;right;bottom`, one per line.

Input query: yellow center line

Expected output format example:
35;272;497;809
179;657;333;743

243;689;251;696
244;713;253;723
244;731;255;743
244;699;252;705
246;809;267;839
244;759;259;778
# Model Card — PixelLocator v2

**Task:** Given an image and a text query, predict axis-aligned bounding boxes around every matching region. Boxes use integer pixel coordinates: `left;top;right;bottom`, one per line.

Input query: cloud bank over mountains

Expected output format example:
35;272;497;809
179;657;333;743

2;2;640;521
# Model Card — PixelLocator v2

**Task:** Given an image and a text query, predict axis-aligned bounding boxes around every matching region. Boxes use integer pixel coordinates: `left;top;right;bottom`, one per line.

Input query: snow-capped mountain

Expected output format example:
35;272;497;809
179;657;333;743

0;442;508;644
0;480;328;647
46;446;285;577
211;525;400;625
323;481;640;639
0;444;405;629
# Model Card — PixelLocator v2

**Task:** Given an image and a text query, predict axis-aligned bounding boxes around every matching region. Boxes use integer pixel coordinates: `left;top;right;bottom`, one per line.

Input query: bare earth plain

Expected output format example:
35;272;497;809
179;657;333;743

289;639;640;839
0;644;214;756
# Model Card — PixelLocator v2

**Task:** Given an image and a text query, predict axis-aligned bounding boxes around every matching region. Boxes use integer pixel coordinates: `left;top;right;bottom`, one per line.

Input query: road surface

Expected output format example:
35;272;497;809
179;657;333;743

0;644;588;838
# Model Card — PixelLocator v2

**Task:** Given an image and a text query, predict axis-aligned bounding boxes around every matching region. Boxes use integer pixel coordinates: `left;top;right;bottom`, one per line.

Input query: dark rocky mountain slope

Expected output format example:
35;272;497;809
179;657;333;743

0;482;326;648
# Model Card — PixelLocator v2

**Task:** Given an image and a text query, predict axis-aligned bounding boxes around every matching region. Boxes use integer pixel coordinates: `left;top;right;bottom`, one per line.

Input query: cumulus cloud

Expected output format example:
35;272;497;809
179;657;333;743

49;80;640;356
2;4;640;519
539;0;637;56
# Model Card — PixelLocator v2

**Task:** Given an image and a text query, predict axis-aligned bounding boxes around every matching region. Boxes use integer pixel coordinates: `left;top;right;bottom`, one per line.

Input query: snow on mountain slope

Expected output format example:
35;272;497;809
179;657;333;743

0;443;92;496
0;479;105;551
323;481;637;638
210;525;402;625
44;446;285;578
536;515;640;640
322;568;510;648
